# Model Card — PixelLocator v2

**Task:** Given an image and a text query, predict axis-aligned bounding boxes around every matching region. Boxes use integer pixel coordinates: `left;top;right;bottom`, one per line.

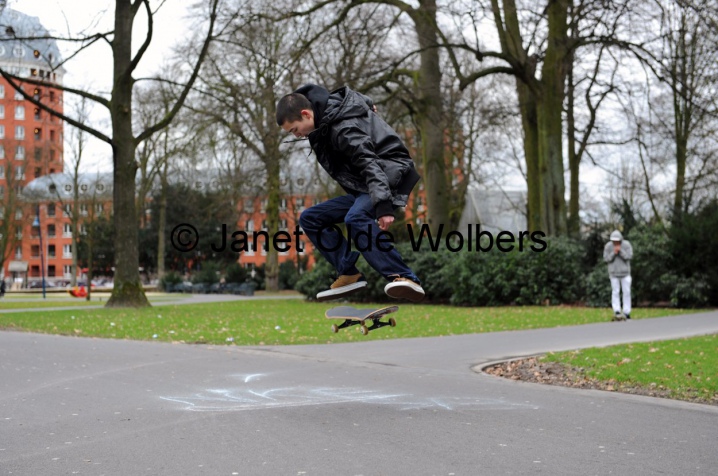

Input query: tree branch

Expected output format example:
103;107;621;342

129;0;153;74
135;0;219;145
0;70;111;144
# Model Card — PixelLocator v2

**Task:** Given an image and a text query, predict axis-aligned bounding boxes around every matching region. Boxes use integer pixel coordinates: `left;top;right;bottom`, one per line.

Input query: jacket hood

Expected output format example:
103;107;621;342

293;84;330;129
610;230;623;241
322;86;372;126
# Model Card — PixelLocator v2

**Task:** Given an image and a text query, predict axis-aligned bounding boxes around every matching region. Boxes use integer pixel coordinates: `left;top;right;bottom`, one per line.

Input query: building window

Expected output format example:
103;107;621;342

49;91;55;102
47;224;56;238
15;166;24;179
0;166;3;178
280;198;287;211
47;203;55;217
0;125;4;139
15;246;22;259
80;204;88;216
15;209;23;219
50;130;55;142
16;146;25;159
63;244;72;258
0;145;4;159
15;126;24;139
16;227;22;240
34;148;42;161
0;105;4;119
15;105;25;119
34;108;41;120
34;128;42;140
0;85;4;98
15;89;23;100
31;245;40;258
64;265;72;278
63;223;72;237
48;265;56;277
50;149;56;161
245;220;254;232
95;203;103;213
33;88;41;100
48;245;56;258
34;167;41;178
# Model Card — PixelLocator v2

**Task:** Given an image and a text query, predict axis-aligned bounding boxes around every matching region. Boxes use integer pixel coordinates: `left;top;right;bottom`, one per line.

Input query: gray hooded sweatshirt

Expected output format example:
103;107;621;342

603;231;633;277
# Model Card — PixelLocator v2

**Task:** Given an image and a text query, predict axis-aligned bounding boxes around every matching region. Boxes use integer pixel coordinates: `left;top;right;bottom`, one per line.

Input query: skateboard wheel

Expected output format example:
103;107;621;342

389;317;396;327
360;325;369;336
331;324;339;333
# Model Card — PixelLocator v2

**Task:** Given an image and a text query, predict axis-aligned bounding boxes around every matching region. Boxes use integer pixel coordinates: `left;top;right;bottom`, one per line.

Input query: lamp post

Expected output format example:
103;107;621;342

32;205;46;299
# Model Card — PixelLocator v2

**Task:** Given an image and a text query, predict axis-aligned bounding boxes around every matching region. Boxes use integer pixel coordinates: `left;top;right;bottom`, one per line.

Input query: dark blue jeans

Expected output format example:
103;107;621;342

299;194;420;283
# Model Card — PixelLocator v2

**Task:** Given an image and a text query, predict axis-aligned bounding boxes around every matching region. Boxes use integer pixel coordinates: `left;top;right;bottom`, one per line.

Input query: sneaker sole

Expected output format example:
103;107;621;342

316;281;367;302
384;282;425;302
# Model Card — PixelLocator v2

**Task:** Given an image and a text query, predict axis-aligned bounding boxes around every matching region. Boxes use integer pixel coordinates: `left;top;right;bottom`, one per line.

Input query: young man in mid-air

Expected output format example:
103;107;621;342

276;84;425;302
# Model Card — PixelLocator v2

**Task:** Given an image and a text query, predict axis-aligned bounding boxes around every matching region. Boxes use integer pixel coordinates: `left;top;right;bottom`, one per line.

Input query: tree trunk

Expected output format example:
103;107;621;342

264;153;280;292
537;0;569;236
517;81;542;232
157;167;168;281
264;86;281;293
86;238;93;302
414;0;450;229
106;0;149;307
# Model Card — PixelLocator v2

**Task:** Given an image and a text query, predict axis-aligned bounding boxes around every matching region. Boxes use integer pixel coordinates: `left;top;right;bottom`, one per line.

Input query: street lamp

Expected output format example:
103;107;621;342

32;205;46;299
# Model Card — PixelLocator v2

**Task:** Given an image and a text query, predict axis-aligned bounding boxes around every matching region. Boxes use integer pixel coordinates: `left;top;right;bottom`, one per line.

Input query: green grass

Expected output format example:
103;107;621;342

542;334;718;403
0;299;701;346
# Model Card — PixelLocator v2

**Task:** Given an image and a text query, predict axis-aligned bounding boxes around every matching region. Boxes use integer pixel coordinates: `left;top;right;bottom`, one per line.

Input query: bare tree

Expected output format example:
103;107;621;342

0;0;220;307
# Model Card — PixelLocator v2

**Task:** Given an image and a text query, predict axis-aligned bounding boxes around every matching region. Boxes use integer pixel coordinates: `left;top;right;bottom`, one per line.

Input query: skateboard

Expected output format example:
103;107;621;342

611;313;626;321
325;305;398;336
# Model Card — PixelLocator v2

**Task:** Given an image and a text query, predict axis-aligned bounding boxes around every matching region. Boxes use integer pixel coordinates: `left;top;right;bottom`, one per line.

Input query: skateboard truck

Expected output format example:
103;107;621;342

326;305;399;336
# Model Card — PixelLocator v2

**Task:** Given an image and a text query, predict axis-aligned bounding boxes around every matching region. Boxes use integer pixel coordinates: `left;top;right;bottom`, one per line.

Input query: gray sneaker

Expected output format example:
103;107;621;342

384;277;425;302
316;274;367;301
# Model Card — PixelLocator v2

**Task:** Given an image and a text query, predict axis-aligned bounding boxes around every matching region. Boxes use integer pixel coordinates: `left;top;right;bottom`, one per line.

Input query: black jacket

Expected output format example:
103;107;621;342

294;84;421;218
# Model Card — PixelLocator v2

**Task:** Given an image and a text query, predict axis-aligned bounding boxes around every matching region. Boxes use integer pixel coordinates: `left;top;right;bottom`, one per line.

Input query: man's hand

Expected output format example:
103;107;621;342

613;243;621;254
378;215;394;231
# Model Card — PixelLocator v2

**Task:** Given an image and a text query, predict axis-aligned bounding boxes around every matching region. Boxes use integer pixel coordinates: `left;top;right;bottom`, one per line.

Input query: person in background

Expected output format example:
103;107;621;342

603;230;633;320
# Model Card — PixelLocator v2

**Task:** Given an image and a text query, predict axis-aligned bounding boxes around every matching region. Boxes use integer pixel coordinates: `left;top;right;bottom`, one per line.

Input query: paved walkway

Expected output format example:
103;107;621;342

1;310;717;475
0;293;302;314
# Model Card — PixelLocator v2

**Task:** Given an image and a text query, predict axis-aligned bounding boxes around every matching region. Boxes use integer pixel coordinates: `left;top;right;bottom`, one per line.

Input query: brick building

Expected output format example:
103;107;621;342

0;8;66;284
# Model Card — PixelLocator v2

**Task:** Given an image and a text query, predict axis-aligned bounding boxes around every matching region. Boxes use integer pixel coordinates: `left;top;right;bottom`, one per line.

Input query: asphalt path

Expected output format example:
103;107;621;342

0;294;303;314
1;310;717;475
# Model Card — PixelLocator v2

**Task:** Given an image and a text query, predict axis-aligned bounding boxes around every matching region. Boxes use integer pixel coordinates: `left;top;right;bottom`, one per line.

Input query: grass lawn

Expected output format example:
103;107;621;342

542;334;718;404
0;298;702;346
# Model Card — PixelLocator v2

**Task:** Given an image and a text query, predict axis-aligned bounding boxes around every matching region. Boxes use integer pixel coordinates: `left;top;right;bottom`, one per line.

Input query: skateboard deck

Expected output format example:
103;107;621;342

325;305;398;335
612;313;627;321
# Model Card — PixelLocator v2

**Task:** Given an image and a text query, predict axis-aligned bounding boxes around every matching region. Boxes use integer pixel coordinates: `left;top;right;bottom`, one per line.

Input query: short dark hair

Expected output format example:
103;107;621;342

276;93;312;126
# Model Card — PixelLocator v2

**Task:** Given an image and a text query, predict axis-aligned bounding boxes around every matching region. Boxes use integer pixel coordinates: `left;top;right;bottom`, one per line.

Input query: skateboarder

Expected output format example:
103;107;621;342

603;230;633;319
276;84;425;302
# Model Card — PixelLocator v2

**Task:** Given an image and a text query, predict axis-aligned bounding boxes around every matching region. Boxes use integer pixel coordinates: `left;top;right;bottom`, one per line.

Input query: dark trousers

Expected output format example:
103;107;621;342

299;194;419;283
